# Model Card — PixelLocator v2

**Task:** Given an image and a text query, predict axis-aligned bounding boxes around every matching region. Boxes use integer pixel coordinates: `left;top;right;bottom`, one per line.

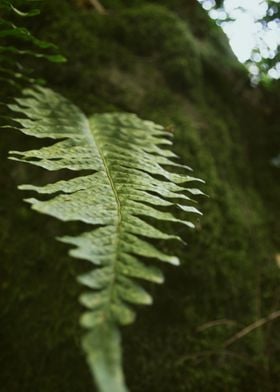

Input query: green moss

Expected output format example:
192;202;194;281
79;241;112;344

1;0;279;391
112;5;202;93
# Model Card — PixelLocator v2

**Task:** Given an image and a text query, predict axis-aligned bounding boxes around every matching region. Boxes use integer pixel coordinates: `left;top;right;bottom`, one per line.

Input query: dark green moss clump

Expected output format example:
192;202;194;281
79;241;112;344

0;1;279;391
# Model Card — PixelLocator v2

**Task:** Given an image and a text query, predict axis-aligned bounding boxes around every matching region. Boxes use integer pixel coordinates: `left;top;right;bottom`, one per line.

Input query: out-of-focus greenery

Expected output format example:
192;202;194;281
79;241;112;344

248;0;280;81
200;0;280;81
0;0;64;94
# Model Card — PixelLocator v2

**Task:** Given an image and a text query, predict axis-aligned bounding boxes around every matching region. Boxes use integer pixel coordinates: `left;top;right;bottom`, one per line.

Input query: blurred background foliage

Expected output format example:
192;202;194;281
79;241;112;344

0;0;279;391
199;0;280;82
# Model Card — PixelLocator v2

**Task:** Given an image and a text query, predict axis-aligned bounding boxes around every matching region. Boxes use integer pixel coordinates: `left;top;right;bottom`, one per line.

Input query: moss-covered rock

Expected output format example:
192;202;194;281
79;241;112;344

1;1;279;391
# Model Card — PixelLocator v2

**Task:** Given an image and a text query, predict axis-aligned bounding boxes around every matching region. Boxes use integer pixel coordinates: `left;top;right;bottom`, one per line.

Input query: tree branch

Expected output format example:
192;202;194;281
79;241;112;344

88;0;107;14
224;311;280;347
197;319;236;332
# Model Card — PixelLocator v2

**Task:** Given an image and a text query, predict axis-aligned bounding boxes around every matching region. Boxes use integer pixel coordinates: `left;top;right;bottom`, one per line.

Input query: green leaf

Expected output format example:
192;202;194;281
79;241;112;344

9;86;204;392
83;324;128;392
9;4;41;17
0;1;65;99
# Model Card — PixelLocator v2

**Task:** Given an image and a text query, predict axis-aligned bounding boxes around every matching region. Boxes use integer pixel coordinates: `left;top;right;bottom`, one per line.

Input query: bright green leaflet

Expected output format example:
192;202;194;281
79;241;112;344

9;86;204;392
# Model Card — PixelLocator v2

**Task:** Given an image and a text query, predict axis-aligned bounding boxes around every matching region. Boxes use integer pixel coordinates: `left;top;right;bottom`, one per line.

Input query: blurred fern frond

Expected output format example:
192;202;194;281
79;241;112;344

0;0;65;95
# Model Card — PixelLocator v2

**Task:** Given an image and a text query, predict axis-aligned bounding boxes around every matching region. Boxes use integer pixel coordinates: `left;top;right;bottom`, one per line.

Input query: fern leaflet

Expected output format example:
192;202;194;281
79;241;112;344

0;0;65;92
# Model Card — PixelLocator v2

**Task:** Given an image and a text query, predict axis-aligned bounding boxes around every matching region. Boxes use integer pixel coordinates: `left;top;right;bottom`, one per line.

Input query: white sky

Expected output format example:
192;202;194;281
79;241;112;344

199;0;280;78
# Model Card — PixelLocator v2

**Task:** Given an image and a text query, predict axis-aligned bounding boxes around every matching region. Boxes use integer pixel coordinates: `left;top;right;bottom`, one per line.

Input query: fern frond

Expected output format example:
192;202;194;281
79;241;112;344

9;86;204;392
0;1;65;94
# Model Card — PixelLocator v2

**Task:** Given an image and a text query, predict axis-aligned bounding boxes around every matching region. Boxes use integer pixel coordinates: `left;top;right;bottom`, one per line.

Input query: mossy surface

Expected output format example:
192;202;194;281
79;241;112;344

1;1;279;391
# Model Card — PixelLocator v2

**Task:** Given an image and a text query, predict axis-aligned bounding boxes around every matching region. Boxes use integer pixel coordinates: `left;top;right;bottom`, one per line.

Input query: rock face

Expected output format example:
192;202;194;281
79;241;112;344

0;1;279;391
